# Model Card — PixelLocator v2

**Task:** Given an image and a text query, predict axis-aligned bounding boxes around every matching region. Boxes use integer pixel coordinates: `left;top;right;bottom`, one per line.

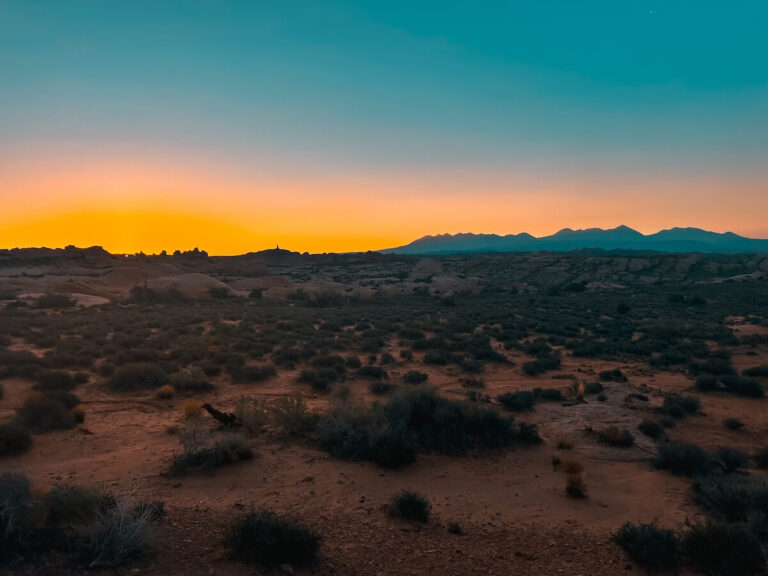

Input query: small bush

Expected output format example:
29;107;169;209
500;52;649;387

183;400;204;420
368;381;395;395
17;392;79;433
653;443;712;477
171;367;214;392
236;364;277;384
597;426;635;448
537;388;564;401
171;431;252;475
403;370;428;385
660;394;700;419
358;365;388;380
389;491;430;523
0;422;32;457
743;365;768;378
34;370;76;392
638;420;664;440
720;375;765;398
110;363;168;391
613;522;679;571
234;398;268;436
227;511;319;567
712;447;749;475
755;446;768;469
564;461;587;498
270;393;317;436
599;369;627;382
0;473;34;563
155;385;175;399
723;417;744;431
695;374;719;392
497;391;535;412
692;476;768;524
35;293;76;308
683;521;765;576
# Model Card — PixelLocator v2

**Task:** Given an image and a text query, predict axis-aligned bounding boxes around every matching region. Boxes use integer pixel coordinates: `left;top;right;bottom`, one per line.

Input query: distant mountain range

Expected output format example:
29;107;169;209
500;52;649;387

382;226;768;255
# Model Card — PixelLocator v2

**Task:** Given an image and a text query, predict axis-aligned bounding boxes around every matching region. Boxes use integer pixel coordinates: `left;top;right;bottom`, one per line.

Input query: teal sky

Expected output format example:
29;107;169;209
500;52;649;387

1;1;768;251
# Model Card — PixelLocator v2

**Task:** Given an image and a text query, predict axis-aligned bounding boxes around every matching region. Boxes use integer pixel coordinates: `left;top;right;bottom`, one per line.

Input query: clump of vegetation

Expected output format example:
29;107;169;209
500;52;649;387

683;521;765;576
712;447;749;475
660;394;700;419
171;367;214;392
755;447;768;469
234;398;268;436
183;400;204;419
723;417;744;431
403;370;428;384
358;365;388;380
742;365;768;378
389;491;431;523
270;393;318;436
0;473;159;569
155;385;175;399
564;461;587;498
497;390;535;412
597;426;635;448
613;522;679;571
638;420;664;440
0;422;32;457
34;370;76;392
34;293;76;309
110;363;169;391
535;387;564;401
653;443;712;477
17;392;80;433
599;369;627;382
227;510;319;567
171;427;253;475
319;387;537;469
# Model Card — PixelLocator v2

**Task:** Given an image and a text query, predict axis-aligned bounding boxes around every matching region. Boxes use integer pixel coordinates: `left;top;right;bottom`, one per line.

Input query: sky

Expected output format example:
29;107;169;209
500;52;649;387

1;0;767;254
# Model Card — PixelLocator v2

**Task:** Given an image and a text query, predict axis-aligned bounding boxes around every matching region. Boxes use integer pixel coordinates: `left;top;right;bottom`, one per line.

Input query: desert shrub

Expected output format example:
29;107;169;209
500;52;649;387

423;349;449;365
35;293;76;309
0;422;32;457
17;392;79;433
234;398;268;436
399;349;413;360
564;461;587;498
743;365;768;377
660;394;700;419
638;420;664;440
597;426;635;448
299;368;338;392
723;417;744;431
155;385;174;399
537;388;564;401
695;374;719;391
171;367;214;392
683;521;765;576
171;431;252;475
368;381;395;395
653;443;712;477
127;284;186;305
712;447;749;475
319;388;532;467
755;447;768;469
403;370;428;385
447;521;462;534
227;510;319;567
719;375;765;398
689;358;736;377
584;381;604;395
497;391;535;412
74;497;155;569
358;365;387;380
0;473;35;564
692;476;768;525
345;355;362;368
34;370;76;392
459;359;484;373
109;363;168;391
613;522;679;571
380;352;395;364
389;491;430;523
183;400;204;419
599;369;627;382
43;484;112;527
522;354;561;376
270;393;317;436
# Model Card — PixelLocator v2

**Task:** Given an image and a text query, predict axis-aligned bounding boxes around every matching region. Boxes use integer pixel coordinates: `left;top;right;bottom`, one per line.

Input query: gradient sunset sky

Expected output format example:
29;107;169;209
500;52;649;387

1;1;767;254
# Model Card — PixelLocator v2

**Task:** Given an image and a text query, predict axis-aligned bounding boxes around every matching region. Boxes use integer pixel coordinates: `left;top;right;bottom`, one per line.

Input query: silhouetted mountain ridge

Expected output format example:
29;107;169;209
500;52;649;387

383;226;768;254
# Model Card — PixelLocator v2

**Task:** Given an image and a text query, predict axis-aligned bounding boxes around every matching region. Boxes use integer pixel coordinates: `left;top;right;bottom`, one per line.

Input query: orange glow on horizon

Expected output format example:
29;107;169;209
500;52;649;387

2;154;767;254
